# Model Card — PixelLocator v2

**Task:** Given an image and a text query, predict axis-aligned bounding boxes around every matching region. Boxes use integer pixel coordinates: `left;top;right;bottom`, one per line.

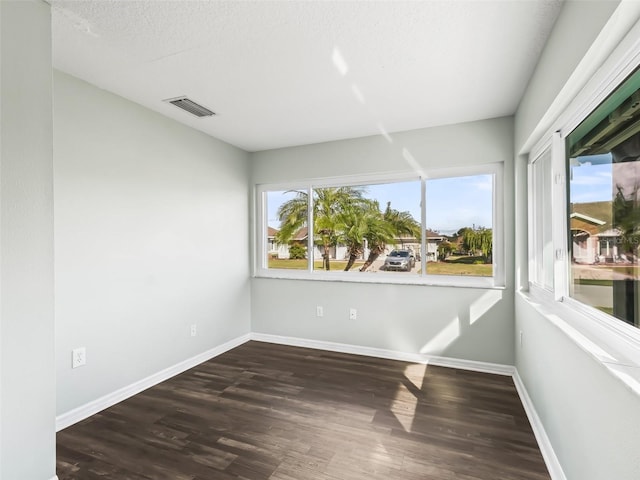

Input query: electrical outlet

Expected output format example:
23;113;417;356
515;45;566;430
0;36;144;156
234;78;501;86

72;347;86;369
349;308;357;320
519;330;523;346
316;306;323;317
190;324;197;337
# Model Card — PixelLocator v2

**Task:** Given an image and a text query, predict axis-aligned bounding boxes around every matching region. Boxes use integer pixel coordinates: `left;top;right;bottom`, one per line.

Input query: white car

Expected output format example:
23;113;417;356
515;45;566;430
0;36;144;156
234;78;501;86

382;250;415;272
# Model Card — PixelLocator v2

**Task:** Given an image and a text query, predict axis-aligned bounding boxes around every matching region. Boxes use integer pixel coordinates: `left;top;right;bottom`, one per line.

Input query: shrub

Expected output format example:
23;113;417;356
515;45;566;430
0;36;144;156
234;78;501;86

289;243;307;260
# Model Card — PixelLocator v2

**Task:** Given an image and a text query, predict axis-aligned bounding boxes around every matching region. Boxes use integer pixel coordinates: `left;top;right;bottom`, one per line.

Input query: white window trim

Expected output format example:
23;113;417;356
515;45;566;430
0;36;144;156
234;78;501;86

255;164;504;289
525;18;640;374
528;146;554;293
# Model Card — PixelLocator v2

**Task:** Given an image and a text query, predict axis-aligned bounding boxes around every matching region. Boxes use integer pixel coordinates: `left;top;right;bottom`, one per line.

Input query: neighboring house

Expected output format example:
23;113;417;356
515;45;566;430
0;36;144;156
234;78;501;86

425;230;446;261
388;230;446;261
269;226;361;260
570;201;624;264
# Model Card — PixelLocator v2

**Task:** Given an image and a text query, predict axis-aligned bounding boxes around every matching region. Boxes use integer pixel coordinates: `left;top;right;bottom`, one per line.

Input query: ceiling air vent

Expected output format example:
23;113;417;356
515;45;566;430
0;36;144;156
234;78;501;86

164;96;215;117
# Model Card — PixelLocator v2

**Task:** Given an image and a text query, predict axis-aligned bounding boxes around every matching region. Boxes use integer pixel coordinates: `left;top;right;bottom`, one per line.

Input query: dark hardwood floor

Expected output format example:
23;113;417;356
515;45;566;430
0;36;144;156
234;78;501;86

57;341;550;479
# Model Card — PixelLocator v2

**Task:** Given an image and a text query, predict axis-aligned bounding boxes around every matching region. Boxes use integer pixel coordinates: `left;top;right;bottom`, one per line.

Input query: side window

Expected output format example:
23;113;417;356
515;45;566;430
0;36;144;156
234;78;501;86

529;149;554;291
566;68;640;329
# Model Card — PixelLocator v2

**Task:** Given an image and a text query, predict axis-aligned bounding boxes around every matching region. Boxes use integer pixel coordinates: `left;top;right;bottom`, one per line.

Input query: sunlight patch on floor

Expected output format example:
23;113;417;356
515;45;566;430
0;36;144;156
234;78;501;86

389;363;428;432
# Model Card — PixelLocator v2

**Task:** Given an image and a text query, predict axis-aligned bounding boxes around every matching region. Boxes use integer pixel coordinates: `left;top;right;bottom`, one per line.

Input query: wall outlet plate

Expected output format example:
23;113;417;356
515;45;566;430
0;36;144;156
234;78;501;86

349;308;357;320
190;324;197;337
72;347;86;369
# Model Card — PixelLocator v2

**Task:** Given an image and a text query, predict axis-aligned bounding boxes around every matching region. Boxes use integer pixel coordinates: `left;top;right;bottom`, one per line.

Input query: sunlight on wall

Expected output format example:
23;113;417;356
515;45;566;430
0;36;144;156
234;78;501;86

351;83;365;104
402;148;424;177
549;313;617;363
332;47;349;76
419;317;460;355
378;123;393;143
469;290;502;325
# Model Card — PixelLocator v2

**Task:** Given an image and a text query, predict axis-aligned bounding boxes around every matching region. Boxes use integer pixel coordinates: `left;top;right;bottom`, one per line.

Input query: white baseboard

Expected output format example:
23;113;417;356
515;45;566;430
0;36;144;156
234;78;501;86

56;333;251;431
513;370;567;480
249;332;515;376
50;476;59;480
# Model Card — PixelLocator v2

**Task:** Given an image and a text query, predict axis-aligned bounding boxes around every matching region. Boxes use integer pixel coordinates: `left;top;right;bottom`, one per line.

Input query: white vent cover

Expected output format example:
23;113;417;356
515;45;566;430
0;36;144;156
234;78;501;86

164;96;215;117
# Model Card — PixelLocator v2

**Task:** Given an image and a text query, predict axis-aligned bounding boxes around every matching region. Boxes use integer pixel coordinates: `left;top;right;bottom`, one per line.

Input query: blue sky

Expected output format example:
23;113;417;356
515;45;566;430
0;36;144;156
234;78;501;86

570;154;613;203
267;175;493;235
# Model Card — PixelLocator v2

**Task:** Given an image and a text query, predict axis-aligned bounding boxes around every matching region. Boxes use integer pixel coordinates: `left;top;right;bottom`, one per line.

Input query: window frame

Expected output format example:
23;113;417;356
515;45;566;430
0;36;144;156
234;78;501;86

527;71;640;358
254;163;504;289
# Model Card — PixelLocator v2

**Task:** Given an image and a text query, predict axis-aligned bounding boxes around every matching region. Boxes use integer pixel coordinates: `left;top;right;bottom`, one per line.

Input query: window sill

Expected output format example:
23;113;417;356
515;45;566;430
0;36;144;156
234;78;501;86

254;269;504;290
519;289;640;398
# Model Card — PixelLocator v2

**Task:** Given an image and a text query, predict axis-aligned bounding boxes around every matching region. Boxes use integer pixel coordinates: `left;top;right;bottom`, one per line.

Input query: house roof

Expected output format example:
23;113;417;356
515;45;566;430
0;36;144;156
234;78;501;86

267;227;279;238
293;227;308;241
570;201;612;235
425;229;446;240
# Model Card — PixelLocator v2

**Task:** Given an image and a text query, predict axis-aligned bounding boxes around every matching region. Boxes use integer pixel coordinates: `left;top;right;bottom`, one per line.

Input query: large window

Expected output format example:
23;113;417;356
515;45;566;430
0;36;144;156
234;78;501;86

256;166;501;287
566;68;640;330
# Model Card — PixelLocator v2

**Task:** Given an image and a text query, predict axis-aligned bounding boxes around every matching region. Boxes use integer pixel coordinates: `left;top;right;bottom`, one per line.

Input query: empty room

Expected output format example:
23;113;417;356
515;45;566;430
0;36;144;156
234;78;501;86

1;0;639;479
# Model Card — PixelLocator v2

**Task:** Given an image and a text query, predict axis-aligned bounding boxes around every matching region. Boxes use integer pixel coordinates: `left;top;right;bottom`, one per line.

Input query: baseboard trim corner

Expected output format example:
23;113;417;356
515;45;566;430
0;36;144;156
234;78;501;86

56;332;251;432
249;332;514;376
512;370;567;480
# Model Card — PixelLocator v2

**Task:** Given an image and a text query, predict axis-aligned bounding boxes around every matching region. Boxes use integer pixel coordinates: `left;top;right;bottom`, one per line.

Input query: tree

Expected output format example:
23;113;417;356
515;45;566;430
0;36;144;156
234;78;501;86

336;200;376;271
276;187;365;270
360;201;420;272
437;241;455;260
462;227;492;263
612;183;640;256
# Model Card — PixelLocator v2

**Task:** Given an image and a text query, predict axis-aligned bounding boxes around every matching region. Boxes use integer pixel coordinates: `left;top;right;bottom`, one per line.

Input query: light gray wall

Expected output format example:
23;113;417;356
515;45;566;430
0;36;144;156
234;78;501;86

54;71;251;415
515;296;640;480
251;117;516;365
0;1;56;479
515;0;620;152
515;2;640;479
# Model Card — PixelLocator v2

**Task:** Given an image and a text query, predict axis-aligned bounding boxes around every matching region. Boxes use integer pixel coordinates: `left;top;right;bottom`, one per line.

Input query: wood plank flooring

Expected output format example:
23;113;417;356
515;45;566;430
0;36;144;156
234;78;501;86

57;341;550;480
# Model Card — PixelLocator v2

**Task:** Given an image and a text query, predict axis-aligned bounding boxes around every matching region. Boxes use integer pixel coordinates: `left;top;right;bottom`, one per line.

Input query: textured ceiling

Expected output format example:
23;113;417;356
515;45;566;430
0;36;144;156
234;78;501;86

51;0;563;152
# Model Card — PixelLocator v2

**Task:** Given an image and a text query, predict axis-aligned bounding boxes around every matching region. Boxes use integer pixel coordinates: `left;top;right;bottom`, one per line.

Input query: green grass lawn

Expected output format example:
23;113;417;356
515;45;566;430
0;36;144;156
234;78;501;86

268;259;364;270
426;256;492;277
268;255;492;276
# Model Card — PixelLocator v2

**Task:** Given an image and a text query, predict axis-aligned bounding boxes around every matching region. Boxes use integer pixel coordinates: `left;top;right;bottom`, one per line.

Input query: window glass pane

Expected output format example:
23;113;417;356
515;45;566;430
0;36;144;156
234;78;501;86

531;152;554;289
567;68;640;329
265;190;309;270
308;181;421;273
425;175;493;277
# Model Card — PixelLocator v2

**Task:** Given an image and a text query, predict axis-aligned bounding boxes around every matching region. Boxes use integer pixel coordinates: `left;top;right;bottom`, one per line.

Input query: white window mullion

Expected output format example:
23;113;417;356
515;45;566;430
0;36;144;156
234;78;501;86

420;177;427;276
527;161;537;287
307;184;314;273
551;131;568;301
493;168;504;287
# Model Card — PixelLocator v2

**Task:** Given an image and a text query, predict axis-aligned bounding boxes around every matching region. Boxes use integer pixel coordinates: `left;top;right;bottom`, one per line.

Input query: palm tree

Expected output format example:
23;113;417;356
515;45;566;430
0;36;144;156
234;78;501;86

337;199;382;271
275;190;308;245
275;186;365;270
359;201;420;272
